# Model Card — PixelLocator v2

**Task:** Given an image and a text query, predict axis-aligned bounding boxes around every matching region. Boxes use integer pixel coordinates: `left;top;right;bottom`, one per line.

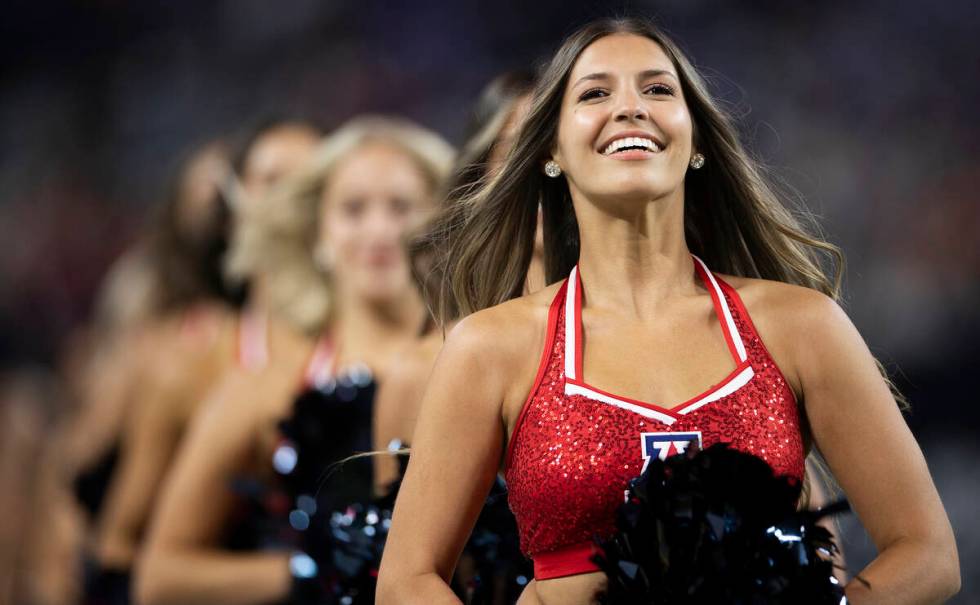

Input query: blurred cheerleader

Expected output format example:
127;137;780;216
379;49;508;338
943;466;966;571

225;118;323;373
378;17;958;605
370;70;538;605
84;122;321;604
373;70;539;493
16;243;160;605
135;116;453;605
69;140;243;605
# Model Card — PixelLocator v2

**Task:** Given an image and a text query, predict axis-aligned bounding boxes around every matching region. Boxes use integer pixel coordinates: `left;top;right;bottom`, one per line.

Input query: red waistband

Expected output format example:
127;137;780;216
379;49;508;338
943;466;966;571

532;541;604;580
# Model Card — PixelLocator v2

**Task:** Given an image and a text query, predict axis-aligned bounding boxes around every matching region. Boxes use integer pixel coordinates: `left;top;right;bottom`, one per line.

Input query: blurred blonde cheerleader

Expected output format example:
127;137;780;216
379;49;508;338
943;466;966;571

136;116;453;605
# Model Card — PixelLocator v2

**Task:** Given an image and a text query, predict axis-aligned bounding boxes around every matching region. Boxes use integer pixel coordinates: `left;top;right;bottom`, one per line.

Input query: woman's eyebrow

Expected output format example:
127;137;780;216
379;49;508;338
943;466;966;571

572;68;678;89
572;72;611;89
639;68;678;81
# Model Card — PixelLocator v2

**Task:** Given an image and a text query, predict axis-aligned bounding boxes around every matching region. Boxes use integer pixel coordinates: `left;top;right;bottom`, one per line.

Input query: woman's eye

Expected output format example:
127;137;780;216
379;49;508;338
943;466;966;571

390;197;413;216
579;88;607;101
645;83;675;96
341;199;366;218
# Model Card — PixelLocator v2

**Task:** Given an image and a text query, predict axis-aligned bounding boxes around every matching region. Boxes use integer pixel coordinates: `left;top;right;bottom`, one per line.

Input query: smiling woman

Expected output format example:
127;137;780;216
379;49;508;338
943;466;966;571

377;16;959;605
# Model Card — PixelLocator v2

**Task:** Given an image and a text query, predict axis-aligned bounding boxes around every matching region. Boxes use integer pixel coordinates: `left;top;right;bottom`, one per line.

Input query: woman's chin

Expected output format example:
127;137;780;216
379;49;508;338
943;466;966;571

585;185;675;214
582;175;673;201
352;278;410;306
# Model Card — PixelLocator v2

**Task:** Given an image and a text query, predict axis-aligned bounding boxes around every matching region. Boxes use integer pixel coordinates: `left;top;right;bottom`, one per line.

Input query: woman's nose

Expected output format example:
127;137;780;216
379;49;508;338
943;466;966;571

613;89;650;122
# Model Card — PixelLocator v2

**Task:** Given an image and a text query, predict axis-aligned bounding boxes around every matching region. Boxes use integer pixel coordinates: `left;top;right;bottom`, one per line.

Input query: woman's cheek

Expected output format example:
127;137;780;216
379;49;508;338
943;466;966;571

662;105;692;139
565;111;606;165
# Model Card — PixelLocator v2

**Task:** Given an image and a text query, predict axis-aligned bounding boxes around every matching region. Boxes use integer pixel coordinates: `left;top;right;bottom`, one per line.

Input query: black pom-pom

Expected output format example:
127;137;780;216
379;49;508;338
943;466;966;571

252;365;385;603
593;442;851;604
274;365;377;511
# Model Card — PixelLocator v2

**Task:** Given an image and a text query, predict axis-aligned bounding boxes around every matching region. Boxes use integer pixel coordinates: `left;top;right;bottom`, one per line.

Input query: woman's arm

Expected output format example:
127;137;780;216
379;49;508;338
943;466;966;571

803;456;847;583
96;319;233;570
794;290;959;604
372;337;441;495
94;369;188;569
134;370;292;605
377;308;536;604
62;333;144;479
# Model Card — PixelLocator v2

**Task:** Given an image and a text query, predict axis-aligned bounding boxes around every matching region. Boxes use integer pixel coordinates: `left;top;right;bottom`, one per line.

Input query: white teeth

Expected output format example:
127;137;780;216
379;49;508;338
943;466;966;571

602;136;661;155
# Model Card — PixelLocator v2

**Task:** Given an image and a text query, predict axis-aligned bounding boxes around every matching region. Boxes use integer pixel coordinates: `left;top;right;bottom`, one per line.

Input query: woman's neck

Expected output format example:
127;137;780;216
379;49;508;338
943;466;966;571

525;252;547;294
574;190;696;319
330;286;425;369
247;274;271;313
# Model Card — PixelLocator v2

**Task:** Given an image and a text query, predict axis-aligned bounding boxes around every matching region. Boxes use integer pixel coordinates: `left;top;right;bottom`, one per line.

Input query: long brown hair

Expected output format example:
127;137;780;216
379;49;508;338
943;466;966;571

423;17;906;503
412;70;537;326
427;18;842;321
146;140;241;314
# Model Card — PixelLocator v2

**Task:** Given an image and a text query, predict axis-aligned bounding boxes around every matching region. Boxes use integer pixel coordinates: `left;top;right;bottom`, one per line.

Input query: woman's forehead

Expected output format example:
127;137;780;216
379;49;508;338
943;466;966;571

568;33;674;84
326;144;429;197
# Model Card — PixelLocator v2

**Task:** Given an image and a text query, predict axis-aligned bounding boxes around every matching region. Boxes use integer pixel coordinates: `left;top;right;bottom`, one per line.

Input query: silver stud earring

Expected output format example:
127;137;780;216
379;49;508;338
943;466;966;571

544;160;562;178
689;153;705;170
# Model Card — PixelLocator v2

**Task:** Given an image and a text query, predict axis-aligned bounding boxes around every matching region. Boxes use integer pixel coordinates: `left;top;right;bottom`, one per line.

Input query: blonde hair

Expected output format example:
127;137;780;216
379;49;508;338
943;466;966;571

226;115;455;334
92;244;159;336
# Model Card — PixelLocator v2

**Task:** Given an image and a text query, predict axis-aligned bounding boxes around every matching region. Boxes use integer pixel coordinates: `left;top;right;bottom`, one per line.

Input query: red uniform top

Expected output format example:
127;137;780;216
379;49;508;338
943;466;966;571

504;255;805;580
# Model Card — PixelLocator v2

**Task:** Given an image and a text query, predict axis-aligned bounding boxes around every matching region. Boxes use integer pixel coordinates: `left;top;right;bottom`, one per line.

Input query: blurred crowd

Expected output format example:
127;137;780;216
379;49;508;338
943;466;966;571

0;2;977;604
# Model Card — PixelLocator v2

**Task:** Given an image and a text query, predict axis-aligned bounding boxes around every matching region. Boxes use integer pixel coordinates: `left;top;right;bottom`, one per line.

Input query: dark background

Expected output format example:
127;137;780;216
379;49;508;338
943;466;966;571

1;0;977;599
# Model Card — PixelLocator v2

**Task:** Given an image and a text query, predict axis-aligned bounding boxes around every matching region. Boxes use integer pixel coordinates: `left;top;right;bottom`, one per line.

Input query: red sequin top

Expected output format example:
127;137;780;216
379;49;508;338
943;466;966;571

504;256;805;580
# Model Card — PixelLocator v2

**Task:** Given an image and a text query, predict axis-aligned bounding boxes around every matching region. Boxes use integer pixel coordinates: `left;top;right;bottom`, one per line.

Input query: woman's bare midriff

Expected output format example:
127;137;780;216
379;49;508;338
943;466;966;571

517;571;607;605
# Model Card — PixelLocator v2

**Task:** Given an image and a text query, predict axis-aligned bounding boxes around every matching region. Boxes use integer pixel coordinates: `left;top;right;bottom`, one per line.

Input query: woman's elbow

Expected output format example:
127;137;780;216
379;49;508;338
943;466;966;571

945;572;962;601
375;563;402;605
928;534;961;602
131;550;169;605
939;548;961;601
376;559;438;605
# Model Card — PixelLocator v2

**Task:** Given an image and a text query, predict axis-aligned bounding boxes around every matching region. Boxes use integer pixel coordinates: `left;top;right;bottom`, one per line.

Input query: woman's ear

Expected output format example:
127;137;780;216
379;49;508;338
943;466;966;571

550;142;564;167
542;142;565;177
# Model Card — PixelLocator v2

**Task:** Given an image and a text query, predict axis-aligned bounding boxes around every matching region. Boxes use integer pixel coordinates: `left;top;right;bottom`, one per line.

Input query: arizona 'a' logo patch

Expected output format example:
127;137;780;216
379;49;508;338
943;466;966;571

640;431;702;473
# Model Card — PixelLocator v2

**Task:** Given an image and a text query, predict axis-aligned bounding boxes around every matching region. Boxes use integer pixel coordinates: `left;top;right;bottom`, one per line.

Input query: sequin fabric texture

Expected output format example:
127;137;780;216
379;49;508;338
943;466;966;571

504;268;805;566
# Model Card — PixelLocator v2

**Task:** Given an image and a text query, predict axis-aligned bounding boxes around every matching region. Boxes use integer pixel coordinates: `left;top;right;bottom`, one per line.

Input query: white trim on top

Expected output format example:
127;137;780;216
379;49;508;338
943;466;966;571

564;381;677;424
564;363;754;420
691;255;747;363
674;364;755;415
559;256;756;420
564;266;578;380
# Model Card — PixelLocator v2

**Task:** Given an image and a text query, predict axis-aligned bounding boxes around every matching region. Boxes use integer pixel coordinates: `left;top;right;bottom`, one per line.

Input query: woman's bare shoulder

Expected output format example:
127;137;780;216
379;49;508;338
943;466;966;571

446;283;561;361
372;332;449;455
265;313;317;357
468;281;562;325
715;273;843;329
714;274;849;395
193;367;267;429
380;332;445;399
135;305;236;390
439;283;562;402
200;329;308;435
